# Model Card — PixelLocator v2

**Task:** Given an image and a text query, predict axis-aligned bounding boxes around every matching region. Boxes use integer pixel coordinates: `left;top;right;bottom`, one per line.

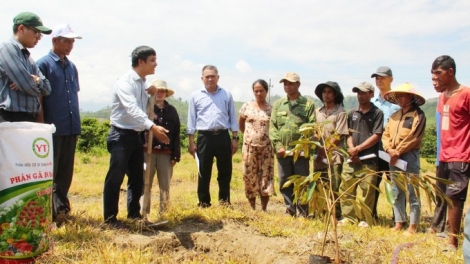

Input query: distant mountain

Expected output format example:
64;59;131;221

81;95;438;127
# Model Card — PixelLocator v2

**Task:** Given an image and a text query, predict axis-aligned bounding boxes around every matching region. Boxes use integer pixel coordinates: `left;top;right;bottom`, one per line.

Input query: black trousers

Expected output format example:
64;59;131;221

372;157;391;218
52;135;78;218
196;130;232;205
103;126;144;222
431;165;447;232
0;109;37;122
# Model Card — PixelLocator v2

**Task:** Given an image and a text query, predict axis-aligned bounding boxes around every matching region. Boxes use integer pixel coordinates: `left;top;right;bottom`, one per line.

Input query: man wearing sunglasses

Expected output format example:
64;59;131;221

0;12;52;122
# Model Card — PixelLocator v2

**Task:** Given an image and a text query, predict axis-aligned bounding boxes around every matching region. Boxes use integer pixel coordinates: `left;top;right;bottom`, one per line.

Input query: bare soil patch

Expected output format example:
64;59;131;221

114;217;315;264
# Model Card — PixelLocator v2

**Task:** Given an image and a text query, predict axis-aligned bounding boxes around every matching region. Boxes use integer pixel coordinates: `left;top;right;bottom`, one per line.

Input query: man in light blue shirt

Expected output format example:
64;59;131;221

371;66;400;220
103;46;169;228
187;65;239;207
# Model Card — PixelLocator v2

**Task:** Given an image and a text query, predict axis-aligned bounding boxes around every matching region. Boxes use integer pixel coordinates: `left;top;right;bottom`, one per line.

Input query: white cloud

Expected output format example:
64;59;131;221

235;60;252;73
1;0;469;110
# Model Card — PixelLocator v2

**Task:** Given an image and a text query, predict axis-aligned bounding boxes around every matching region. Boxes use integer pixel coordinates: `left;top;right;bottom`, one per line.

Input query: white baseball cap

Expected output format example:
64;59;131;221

51;24;82;39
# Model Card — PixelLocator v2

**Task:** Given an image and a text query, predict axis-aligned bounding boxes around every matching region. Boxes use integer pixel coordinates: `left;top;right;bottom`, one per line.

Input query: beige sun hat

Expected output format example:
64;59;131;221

150;79;174;97
384;82;425;106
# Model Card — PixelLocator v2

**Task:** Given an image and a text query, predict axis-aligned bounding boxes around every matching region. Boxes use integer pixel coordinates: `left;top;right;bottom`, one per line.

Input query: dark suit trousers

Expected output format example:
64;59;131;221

196;130;232;205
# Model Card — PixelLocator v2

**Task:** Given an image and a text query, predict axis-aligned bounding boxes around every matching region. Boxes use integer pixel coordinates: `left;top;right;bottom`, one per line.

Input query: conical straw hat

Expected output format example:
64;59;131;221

384;83;425;106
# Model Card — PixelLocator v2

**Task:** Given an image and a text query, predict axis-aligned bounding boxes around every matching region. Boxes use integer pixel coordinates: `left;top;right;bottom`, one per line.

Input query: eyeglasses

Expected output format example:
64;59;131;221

24;26;42;38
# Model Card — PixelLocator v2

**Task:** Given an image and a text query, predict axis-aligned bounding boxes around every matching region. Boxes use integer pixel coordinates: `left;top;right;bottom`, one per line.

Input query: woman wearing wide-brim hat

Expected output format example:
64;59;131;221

381;82;426;234
313;81;348;220
141;79;180;215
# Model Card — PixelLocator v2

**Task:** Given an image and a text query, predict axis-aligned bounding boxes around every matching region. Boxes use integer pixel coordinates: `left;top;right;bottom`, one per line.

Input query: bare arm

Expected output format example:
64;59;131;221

188;134;196;158
238;115;246;134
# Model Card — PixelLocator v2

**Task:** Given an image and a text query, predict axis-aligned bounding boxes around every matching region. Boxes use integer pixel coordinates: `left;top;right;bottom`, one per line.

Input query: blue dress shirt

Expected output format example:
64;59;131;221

186;86;239;134
37;51;81;135
372;95;400;127
373;94;400;151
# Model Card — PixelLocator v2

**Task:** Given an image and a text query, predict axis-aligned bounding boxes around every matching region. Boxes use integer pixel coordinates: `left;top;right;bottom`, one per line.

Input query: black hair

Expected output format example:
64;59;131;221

131;46;156;68
335;93;344;106
321;86;344;106
13;24;19;34
252;79;269;92
432;55;456;76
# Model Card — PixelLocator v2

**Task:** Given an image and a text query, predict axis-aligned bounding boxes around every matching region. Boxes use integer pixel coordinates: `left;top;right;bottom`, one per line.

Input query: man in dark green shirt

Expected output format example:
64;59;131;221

269;72;315;216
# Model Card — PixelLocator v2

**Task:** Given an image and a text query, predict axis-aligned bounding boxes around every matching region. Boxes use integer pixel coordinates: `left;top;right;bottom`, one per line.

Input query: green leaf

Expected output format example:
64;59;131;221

385;181;396;206
306;181;317;201
423;174;454;185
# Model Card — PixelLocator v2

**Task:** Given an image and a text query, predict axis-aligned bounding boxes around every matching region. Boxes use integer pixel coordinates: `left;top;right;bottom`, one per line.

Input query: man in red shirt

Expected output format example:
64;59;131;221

432;55;470;250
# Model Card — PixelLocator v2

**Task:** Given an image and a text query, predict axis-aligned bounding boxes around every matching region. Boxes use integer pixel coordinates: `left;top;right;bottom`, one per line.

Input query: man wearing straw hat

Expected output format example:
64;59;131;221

141;80;180;215
431;55;470;250
0;12;52;122
103;46;169;229
381;83;426;234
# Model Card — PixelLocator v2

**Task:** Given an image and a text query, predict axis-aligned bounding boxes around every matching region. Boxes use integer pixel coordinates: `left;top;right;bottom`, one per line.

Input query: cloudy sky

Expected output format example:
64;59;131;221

2;0;469;111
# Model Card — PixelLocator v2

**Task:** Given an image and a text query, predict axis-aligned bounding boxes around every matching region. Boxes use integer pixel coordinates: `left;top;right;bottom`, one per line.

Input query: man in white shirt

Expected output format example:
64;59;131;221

103;46;169;228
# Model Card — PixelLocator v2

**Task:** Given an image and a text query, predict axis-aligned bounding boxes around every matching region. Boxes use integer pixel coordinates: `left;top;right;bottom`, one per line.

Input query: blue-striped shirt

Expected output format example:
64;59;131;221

37;51;81;135
109;69;154;131
186;86;238;134
0;38;51;114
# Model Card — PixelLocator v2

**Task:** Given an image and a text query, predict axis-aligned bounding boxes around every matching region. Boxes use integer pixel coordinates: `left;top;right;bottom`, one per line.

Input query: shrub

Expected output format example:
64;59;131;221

420;124;437;164
77;118;110;153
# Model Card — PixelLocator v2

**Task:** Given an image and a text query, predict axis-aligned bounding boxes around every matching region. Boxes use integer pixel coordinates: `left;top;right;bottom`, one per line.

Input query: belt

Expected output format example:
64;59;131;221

0;109;38;119
112;125;142;135
198;129;228;135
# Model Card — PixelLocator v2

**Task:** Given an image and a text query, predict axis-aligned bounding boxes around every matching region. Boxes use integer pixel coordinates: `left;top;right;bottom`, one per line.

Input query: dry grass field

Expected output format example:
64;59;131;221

31;152;465;264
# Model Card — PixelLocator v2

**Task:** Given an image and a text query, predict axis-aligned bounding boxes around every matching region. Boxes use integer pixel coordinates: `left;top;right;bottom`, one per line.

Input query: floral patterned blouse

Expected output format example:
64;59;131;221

239;101;272;147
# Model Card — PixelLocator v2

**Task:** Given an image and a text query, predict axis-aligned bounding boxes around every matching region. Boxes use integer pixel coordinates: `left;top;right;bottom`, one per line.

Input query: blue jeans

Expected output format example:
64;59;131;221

277;156;309;216
103;126;144;222
390;150;420;224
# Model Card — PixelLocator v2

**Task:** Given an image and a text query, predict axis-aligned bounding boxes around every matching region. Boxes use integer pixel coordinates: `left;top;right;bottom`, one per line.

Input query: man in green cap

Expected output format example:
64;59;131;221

0;12;52;122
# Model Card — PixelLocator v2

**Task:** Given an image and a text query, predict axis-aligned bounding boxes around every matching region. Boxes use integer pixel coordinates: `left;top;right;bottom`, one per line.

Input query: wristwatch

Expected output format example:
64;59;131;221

232;136;239;140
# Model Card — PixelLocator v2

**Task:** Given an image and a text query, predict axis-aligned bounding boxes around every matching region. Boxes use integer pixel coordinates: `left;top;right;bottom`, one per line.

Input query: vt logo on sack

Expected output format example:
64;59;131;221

33;137;50;158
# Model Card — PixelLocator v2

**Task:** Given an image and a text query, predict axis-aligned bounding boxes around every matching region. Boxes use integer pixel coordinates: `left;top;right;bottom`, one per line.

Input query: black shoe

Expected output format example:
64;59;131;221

285;209;296;217
104;219;128;230
127;214;142;220
53;210;70;227
219;200;231;207
197;202;212;208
